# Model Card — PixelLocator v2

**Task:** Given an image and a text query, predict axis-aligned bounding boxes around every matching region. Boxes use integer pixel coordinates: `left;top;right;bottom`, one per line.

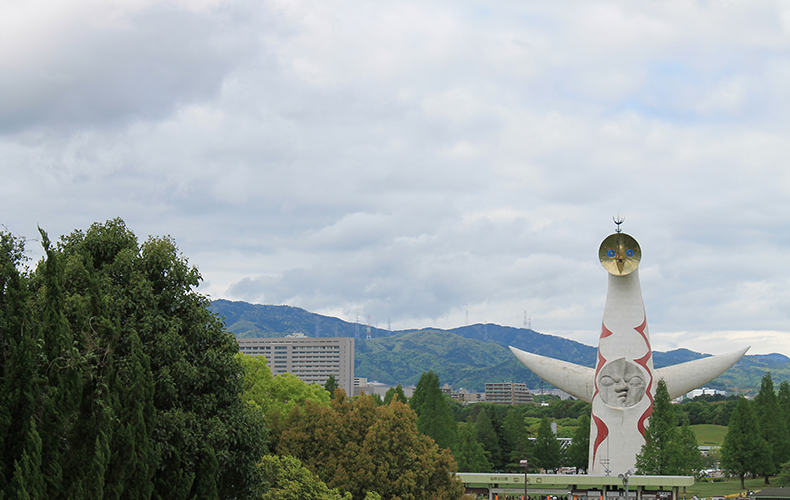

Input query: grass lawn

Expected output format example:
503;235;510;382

690;424;728;447
684;476;772;498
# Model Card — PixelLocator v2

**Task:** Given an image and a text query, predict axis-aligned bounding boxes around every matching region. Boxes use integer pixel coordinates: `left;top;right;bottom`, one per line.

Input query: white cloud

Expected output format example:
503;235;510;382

2;0;790;357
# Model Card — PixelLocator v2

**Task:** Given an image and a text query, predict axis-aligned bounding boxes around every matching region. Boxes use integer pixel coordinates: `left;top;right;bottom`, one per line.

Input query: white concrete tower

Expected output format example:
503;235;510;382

510;223;748;476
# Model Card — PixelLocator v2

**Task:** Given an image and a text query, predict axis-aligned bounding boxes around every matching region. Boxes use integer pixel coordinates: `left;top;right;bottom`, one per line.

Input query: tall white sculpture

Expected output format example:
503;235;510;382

510;224;748;475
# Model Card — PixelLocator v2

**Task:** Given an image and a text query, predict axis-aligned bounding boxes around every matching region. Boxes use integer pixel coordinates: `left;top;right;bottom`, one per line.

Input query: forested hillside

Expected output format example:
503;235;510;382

210;300;790;393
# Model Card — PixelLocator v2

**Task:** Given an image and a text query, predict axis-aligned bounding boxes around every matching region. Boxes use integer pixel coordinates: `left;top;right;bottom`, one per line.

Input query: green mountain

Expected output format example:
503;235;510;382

209;299;790;393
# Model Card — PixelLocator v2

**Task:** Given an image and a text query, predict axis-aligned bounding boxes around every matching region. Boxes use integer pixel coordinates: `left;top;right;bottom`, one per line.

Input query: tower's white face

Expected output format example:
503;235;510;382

597;357;647;408
599;233;641;276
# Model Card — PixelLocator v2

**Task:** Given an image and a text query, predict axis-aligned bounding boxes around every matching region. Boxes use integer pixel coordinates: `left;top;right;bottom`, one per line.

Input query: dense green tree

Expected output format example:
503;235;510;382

454;422;491;472
533;418;562;472
636;379;681;475
238;353;329;449
502;408;530;465
676;419;702;476
279;393;463;500
324;375;339;395
474;409;503;469
779;381;790;422
409;371;457;451
753;373;789;483
566;415;590;472
0;220;268;499
258;455;351;500
383;384;407;405
777;461;790;487
721;397;771;489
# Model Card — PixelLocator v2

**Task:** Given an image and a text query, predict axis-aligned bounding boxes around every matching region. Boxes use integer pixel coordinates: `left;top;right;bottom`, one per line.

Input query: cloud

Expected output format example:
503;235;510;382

2;0;790;357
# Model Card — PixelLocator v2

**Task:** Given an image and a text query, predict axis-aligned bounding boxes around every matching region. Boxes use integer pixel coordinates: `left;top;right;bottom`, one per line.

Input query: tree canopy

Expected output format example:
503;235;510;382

279;391;463;500
410;370;458;451
721;397;770;488
635;379;683;475
0;219;267;499
753;372;790;483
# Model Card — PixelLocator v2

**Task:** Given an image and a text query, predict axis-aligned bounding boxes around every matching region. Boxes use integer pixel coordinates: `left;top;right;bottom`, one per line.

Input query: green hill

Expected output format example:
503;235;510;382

209;299;790;393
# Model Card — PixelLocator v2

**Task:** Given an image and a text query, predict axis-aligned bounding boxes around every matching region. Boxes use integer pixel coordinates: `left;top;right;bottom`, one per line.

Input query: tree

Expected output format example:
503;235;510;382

777;461;790;487
566;415;590;472
721;397;771;489
0;220;268;499
474;409;502;469
238;353;329;449
279;393;464;500
58;220;267;500
533;418;562;472
383;384;407;405
676;419;702;476
754;373;790;483
635;379;681;475
258;455;351;500
409;371;457;451
324;375;339;396
779;381;790;424
454;422;491;472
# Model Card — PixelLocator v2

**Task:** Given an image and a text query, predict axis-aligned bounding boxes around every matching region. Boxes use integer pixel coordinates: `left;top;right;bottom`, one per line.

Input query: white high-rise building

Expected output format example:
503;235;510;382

238;336;355;392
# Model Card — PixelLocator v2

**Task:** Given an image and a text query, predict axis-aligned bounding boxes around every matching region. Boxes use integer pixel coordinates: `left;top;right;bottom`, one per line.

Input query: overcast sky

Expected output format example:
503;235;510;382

3;0;790;356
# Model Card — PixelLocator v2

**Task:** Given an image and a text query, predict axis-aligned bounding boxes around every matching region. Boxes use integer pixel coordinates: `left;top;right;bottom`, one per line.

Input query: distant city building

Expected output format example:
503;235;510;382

530;387;575;400
484;382;534;405
449;388;485;404
686;387;727;399
238;336;354;392
353;378;415;398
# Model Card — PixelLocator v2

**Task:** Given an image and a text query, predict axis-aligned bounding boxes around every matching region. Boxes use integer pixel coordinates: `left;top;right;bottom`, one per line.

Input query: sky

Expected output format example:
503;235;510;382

2;0;790;357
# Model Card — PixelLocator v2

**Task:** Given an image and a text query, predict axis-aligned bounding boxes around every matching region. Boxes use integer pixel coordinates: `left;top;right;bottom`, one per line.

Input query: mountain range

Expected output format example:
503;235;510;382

209;299;790;393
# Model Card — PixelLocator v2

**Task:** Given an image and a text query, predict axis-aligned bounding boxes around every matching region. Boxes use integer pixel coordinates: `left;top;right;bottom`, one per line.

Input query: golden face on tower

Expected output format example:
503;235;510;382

599;232;641;276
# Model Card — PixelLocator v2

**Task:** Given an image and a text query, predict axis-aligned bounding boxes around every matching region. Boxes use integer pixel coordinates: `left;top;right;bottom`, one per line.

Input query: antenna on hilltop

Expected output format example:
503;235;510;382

366;315;372;340
465;304;469;325
523;311;531;330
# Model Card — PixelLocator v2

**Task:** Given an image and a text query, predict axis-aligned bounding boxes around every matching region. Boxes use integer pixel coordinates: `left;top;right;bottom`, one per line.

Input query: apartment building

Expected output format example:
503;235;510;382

484;382;534;405
238;336;355;392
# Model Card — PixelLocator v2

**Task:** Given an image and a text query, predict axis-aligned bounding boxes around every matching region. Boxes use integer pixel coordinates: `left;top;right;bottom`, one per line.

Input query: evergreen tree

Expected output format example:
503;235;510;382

324;375;339;395
409;371;457;451
676;419;702;476
753;373;789;483
474;409;502;469
566;415;590;472
8;417;44;500
721;397;771;489
533;417;562;472
777;461;790;487
779;381;790;424
635;379;681;475
503;408;528;464
454;422;492;472
0;220;268;499
191;446;219;500
383;385;407;405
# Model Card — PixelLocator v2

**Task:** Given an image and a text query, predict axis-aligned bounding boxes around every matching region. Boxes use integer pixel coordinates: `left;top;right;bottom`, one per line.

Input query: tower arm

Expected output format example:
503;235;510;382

655;346;750;400
509;346;596;402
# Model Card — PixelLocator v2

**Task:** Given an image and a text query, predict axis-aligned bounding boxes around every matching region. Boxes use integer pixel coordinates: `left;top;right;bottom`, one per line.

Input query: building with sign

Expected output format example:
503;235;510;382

455;473;693;500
